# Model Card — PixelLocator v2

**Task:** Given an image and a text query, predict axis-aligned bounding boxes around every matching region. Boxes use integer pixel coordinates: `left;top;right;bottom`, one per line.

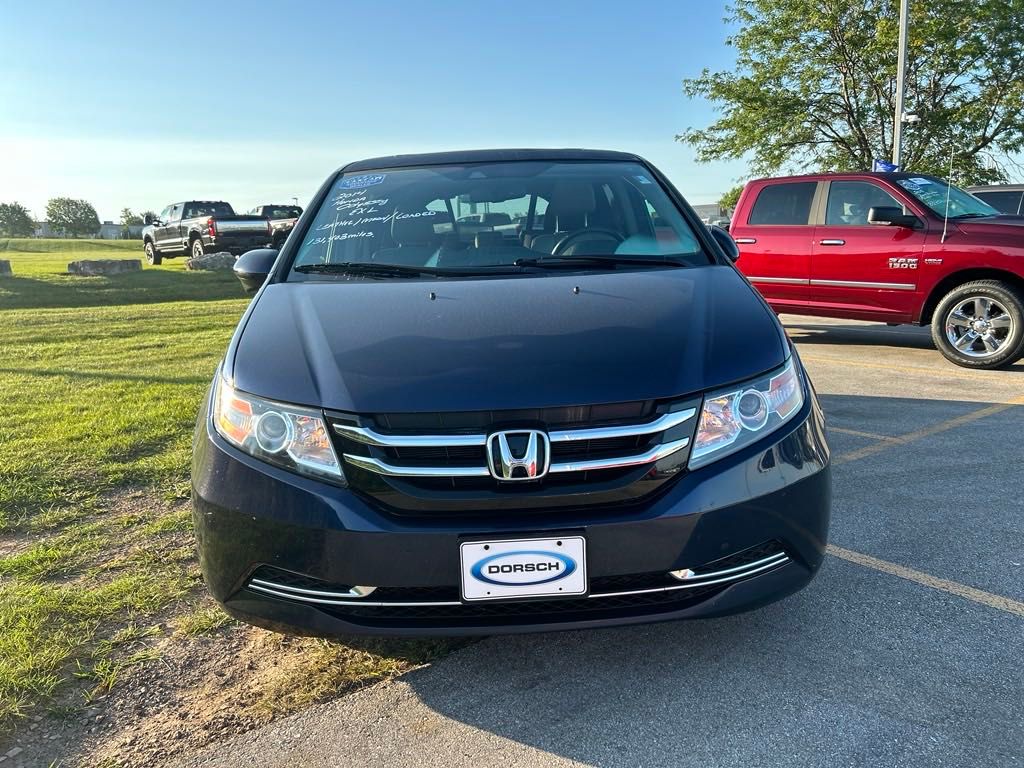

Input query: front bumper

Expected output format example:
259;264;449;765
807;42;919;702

192;389;830;637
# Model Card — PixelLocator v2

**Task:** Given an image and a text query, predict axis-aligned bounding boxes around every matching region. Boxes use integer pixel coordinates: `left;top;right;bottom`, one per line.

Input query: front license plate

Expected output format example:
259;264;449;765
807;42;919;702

460;536;587;602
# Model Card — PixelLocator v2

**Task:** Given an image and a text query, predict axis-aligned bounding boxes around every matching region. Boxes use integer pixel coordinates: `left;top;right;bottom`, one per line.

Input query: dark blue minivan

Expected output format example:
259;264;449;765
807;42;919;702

192;149;831;636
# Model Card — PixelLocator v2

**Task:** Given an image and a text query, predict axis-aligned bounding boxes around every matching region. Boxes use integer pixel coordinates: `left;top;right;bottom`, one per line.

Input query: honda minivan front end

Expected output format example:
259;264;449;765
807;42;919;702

192;149;831;636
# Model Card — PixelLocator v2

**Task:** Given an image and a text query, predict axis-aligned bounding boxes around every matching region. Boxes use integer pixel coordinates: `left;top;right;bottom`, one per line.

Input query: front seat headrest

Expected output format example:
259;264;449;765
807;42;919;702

548;181;597;217
475;231;504;248
392;214;437;245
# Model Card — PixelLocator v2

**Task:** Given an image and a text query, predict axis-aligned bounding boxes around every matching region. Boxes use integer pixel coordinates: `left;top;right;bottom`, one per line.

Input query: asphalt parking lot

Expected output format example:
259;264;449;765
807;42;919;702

178;316;1023;768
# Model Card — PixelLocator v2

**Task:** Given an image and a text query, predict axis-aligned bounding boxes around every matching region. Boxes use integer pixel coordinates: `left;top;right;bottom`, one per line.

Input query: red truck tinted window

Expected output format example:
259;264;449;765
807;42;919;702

824;181;902;226
748;182;816;225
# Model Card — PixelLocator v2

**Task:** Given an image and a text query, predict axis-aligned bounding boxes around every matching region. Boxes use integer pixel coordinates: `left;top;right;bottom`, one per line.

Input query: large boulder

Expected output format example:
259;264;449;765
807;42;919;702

0;260;11;277
67;259;142;276
186;251;236;271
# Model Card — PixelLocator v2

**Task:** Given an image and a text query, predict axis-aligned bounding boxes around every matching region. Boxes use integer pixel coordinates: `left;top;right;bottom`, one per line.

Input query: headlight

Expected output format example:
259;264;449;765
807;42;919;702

212;376;346;483
688;358;804;469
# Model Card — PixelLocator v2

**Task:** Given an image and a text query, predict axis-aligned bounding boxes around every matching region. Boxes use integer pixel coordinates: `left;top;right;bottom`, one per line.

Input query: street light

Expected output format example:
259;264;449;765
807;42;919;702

892;0;910;167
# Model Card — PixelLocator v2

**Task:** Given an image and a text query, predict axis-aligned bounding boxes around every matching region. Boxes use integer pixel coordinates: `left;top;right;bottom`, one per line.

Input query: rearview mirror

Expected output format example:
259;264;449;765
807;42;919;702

868;206;918;228
708;225;740;262
234;248;278;294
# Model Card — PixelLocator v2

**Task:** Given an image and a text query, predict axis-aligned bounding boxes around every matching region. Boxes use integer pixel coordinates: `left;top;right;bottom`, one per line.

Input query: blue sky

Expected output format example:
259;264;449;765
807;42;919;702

0;0;746;221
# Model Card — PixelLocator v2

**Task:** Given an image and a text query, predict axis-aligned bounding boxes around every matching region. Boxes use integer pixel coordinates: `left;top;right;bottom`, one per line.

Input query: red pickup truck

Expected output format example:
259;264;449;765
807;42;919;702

730;172;1024;369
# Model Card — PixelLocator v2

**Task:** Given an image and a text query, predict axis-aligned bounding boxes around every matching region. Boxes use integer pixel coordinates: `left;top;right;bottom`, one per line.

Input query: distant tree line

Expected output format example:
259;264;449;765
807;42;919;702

0;200;156;239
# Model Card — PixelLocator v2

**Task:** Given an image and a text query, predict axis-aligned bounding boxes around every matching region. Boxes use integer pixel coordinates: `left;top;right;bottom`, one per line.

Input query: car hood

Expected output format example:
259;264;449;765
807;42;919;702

955;215;1024;237
229;266;788;413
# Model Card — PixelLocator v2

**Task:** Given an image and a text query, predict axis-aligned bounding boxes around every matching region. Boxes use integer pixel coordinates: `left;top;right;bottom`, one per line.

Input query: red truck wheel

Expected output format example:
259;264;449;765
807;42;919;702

931;280;1024;369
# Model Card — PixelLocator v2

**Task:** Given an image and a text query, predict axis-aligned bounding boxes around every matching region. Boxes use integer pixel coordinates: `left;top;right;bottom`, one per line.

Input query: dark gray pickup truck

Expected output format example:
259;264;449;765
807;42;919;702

143;201;270;265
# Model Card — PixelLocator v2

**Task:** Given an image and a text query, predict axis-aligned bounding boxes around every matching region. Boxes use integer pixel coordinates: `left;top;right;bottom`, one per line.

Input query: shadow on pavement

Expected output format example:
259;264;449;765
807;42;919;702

400;567;1020;767
786;321;1024;372
785;321;935;349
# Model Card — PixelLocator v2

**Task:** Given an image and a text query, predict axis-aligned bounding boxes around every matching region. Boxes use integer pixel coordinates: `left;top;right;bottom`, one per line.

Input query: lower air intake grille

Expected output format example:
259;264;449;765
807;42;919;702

244;541;789;627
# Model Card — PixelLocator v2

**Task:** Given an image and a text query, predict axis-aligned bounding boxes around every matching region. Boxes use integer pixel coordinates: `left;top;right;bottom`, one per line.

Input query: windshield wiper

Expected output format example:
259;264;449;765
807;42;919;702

295;261;542;279
294;262;448;278
512;255;688;269
951;212;992;219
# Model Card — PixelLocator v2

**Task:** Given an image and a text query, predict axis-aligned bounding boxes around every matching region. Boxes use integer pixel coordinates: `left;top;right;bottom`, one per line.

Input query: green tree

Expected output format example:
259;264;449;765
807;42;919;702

678;0;1024;185
46;197;100;238
120;207;143;227
0;202;35;237
119;207;145;238
718;185;745;213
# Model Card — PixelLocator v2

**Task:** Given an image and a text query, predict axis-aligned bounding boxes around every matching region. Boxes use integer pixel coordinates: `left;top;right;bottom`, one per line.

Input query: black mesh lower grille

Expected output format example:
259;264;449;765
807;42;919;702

336;583;726;622
245;541;787;626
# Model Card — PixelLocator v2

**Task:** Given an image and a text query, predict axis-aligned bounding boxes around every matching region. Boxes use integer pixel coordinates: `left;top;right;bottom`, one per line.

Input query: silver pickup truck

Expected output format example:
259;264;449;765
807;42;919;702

248;204;304;249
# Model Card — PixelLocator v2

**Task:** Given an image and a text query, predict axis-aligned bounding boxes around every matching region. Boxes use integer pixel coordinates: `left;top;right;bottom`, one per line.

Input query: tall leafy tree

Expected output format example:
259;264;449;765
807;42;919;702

120;207;143;227
46;198;100;238
0;202;34;237
718;185;745;213
678;0;1024;184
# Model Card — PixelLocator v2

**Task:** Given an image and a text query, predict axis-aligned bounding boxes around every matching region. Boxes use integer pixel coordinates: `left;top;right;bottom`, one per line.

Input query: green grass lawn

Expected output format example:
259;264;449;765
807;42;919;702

0;239;249;729
0;240;453;749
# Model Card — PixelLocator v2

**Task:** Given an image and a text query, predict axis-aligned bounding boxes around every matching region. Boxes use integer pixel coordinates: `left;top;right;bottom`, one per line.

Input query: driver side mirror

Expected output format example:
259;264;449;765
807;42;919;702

868;206;918;228
708;225;740;262
234;248;278;294
144;213;158;226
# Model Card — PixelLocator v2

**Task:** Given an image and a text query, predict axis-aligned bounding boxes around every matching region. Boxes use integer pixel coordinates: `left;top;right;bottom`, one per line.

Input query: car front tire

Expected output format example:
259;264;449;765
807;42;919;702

144;240;162;266
931;280;1024;369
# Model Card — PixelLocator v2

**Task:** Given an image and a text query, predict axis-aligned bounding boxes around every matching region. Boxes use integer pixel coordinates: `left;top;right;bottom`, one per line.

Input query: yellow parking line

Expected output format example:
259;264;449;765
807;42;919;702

834;395;1024;465
829;426;901;442
827;545;1024;618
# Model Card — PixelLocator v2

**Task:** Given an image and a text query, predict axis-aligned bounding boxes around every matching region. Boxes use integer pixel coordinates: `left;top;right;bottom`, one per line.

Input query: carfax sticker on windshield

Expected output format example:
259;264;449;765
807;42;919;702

339;173;387;190
634;174;653;184
909;177;933;185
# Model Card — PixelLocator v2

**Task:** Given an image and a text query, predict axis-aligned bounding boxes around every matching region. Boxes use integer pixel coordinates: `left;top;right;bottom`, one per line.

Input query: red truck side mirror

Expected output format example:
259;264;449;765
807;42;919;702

868;206;919;228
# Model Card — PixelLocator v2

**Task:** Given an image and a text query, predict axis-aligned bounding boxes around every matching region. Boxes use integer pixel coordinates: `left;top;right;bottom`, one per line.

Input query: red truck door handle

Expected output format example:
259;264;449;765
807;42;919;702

734;237;757;244
819;239;846;246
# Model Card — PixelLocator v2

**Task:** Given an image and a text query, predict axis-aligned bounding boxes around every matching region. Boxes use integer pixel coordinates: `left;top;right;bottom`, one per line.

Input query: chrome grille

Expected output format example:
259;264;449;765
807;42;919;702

327;398;701;512
333;408;696;479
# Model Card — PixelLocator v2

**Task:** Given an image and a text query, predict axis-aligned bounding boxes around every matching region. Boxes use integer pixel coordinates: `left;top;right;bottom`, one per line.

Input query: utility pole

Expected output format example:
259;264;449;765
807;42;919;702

892;0;910;168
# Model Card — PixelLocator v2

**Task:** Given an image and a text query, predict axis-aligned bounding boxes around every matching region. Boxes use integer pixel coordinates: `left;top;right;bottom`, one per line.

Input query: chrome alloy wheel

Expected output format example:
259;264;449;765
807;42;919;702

944;296;1015;358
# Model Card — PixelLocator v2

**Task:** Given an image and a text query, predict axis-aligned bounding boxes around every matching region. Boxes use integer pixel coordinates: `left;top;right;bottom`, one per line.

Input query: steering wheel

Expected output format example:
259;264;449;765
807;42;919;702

552;228;625;256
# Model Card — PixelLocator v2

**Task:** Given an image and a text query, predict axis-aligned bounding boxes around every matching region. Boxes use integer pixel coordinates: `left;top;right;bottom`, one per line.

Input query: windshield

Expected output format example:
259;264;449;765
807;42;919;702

266;206;302;219
896;177;1000;218
185;202;234;219
291;161;709;276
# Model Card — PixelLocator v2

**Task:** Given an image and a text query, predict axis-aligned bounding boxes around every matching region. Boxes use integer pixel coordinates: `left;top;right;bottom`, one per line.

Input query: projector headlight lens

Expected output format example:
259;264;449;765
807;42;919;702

212;376;345;483
689;358;804;469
